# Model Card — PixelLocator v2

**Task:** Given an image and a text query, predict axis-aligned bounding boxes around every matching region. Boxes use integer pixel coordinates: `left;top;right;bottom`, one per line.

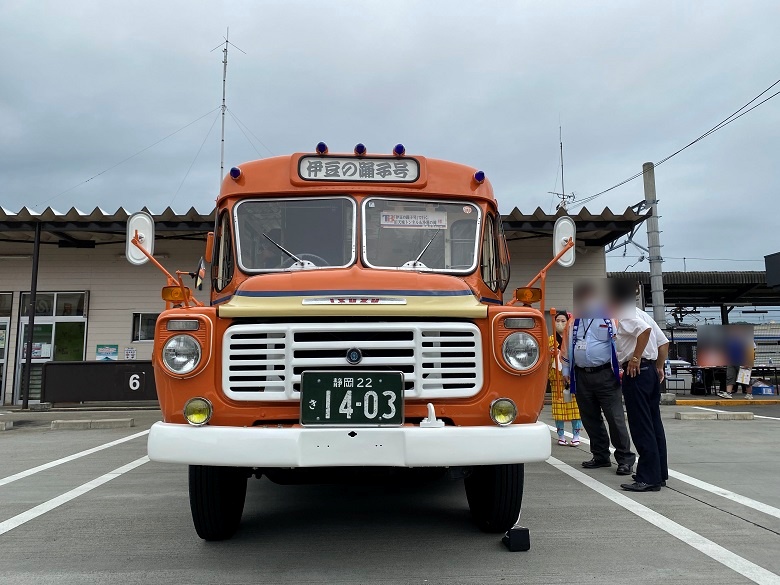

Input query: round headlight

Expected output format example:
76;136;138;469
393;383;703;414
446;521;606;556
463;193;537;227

184;397;212;426
162;334;201;374
490;398;518;426
502;332;539;370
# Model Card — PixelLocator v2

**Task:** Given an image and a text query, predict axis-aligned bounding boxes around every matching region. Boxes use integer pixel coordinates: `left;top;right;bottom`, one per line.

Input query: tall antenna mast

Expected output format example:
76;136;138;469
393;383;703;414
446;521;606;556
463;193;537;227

559;126;565;205
211;28;245;183
548;125;575;210
220;29;228;183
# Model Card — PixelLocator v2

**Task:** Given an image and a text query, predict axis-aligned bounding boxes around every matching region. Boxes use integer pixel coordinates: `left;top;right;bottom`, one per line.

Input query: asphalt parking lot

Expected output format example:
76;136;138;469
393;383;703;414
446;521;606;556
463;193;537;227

1;405;779;585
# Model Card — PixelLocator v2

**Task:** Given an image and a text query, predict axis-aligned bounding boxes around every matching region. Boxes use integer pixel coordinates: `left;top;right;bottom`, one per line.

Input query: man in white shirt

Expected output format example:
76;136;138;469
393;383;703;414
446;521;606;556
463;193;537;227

610;280;669;492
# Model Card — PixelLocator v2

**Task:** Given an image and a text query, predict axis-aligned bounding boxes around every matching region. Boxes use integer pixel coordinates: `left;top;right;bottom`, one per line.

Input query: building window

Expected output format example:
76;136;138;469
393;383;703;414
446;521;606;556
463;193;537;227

0;293;12;318
21;292;87;317
132;313;159;342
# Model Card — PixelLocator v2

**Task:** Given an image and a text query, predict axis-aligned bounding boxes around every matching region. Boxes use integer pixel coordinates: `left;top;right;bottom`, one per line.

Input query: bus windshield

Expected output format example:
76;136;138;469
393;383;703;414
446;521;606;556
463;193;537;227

362;198;481;272
235;197;356;272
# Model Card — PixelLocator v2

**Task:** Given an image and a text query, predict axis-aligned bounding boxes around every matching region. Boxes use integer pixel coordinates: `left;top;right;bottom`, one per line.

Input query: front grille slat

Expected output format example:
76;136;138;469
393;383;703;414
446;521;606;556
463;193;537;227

222;322;482;402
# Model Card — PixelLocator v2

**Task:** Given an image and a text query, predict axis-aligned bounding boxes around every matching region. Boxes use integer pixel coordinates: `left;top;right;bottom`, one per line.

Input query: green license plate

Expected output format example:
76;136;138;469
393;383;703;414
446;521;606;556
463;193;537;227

300;371;404;426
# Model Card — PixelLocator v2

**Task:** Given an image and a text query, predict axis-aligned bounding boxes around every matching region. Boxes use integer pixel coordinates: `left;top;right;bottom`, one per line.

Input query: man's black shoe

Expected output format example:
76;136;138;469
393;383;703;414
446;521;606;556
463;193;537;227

616;464;633;476
632;474;666;487
581;458;611;469
620;481;661;492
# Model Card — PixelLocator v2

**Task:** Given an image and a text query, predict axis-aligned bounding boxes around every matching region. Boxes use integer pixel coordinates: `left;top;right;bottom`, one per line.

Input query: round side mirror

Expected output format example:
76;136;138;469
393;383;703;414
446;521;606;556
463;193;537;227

553;216;576;268
126;211;155;265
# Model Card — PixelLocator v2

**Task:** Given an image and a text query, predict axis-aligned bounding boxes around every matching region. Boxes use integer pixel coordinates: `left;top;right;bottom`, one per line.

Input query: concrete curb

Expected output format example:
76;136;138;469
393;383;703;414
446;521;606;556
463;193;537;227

716;412;754;420
0;421;13;431
675;411;754;421
676;399;780;406
675;412;717;420
51;418;135;430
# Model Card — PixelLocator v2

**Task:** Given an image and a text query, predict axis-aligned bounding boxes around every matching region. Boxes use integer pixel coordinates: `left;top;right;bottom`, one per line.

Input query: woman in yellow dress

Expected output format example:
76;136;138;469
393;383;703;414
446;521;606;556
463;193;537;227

549;311;582;446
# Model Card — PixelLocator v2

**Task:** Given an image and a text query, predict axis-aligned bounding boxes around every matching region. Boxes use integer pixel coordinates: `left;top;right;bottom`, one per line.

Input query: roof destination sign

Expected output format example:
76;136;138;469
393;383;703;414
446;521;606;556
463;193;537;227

298;155;420;183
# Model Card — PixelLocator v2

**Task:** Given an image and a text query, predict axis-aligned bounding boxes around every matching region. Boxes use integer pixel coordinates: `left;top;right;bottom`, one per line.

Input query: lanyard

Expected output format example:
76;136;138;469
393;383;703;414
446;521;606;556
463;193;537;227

581;318;594;338
573;318;614;342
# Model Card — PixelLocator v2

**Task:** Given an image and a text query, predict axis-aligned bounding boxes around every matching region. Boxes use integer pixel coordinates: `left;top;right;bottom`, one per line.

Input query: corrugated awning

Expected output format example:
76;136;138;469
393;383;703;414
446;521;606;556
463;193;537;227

609;271;780;307
0;204;649;248
502;205;650;246
0;206;214;246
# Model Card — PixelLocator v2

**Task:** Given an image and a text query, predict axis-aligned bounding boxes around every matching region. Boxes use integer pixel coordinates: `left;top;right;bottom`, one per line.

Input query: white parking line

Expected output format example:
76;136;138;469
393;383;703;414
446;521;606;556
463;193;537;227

547;456;780;585
692;405;780;421
0;456;149;536
0;429;150;487
546;424;780;520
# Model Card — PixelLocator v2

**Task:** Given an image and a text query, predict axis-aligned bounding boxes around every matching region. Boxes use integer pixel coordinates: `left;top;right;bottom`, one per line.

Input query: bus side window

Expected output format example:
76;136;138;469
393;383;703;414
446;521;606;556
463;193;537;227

496;215;511;292
212;211;234;292
481;214;498;291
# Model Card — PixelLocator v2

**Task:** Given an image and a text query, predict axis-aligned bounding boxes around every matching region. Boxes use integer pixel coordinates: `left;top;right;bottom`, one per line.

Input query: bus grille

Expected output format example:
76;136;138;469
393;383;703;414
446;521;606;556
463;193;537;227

222;322;483;402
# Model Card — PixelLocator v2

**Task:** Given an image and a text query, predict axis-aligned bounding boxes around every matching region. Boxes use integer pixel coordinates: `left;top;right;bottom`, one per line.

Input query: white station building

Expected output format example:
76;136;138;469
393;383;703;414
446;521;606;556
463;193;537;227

0;205;649;405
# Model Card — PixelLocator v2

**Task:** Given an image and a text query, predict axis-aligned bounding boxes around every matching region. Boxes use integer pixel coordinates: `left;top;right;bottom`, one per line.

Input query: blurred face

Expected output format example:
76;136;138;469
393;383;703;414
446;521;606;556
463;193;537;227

555;314;568;333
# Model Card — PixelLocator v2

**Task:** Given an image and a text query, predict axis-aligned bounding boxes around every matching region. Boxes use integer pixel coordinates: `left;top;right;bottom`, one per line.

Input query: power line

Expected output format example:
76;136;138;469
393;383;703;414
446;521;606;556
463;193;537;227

170;110;221;206
32;107;221;208
226;109;263;158
571;78;780;210
607;253;765;262
226;108;275;156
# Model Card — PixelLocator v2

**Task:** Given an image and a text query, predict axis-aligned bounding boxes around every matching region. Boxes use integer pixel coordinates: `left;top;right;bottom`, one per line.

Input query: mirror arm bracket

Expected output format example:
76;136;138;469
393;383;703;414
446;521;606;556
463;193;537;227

131;232;204;309
516;238;575;315
132;231;177;283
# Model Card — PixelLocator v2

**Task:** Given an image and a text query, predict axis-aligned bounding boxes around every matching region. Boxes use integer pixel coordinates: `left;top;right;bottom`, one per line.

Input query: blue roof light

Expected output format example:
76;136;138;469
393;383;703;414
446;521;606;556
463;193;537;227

354;143;367;156
316;142;329;155
473;170;486;184
393;143;405;157
229;167;242;180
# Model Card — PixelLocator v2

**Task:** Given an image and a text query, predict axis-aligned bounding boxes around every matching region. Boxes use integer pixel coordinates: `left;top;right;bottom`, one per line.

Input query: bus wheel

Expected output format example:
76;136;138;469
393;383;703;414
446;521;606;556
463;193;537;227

189;465;248;541
464;464;524;533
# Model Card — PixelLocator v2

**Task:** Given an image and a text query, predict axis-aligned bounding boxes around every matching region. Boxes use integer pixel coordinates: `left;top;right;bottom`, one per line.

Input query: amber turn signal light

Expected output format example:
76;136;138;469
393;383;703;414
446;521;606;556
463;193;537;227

513;287;542;304
162;286;192;302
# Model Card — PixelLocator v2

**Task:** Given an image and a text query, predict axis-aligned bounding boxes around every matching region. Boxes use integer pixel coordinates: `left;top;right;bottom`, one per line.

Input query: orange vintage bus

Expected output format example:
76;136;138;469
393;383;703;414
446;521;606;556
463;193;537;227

126;143;575;541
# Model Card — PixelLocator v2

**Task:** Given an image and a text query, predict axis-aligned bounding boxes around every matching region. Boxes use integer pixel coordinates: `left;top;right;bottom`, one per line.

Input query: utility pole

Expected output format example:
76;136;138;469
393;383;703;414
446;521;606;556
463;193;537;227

642;162;666;327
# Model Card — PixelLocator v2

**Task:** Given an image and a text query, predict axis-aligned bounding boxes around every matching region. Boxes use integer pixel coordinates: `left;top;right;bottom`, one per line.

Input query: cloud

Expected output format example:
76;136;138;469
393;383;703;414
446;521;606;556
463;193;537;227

0;0;778;271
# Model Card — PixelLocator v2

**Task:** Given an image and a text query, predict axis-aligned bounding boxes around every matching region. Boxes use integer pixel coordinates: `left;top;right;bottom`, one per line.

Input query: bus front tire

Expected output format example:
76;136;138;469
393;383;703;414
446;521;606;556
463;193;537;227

464;463;524;533
189;465;248;541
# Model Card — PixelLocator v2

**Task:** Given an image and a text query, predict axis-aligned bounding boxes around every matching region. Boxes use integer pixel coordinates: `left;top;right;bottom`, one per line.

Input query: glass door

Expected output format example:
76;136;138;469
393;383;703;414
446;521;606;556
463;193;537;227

0;319;8;396
14;291;88;404
16;323;54;403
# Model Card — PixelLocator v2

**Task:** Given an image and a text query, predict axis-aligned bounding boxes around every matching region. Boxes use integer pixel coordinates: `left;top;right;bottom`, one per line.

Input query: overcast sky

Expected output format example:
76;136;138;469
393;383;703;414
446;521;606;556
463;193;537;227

1;0;778;273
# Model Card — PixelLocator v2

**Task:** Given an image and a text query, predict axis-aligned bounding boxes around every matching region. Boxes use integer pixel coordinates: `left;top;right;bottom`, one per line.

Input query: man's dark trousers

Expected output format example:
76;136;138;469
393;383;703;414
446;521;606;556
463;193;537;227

622;360;668;485
574;366;635;466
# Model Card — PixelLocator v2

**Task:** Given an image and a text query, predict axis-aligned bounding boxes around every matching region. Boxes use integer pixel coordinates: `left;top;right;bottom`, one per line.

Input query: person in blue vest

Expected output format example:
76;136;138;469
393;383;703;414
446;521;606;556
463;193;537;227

561;280;635;476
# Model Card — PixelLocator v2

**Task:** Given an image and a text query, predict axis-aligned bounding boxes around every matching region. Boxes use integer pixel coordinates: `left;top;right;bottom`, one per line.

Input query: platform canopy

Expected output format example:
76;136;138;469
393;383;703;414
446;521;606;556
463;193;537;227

502;205;651;247
0;207;214;247
0;204;649;249
609;271;780;308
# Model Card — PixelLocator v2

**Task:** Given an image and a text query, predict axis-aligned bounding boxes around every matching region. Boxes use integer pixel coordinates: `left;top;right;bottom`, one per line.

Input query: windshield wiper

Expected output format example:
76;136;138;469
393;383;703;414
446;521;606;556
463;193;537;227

262;233;303;265
400;229;442;269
